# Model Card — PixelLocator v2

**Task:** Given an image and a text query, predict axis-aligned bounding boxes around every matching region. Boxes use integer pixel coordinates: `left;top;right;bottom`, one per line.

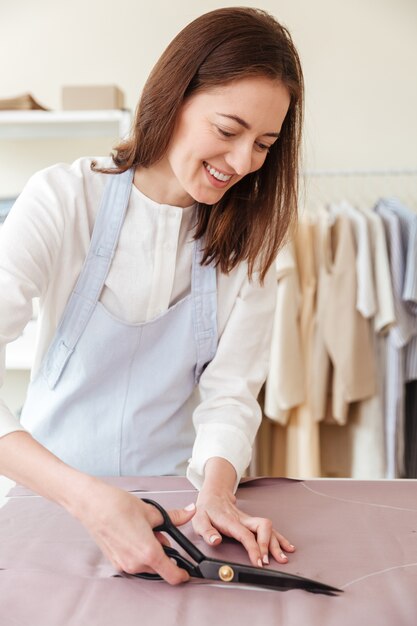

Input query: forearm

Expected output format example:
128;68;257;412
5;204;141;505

0;430;97;516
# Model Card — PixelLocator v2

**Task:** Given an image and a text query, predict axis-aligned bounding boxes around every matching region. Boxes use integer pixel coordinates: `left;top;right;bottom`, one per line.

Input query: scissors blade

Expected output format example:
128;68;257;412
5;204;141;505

198;559;342;596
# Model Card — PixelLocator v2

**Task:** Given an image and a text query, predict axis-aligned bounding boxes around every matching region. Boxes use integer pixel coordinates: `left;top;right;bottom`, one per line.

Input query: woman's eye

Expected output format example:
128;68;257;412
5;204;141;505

255;142;271;152
217;127;235;138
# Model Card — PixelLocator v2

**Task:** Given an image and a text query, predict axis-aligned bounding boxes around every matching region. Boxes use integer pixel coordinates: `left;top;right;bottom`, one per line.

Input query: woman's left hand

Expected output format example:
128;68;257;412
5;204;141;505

192;488;295;567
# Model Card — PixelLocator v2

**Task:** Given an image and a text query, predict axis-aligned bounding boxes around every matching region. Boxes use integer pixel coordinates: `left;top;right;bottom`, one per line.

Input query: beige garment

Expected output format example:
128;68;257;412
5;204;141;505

285;217;321;477
252;414;287;476
264;242;304;424
311;212;376;425
250;386;286;476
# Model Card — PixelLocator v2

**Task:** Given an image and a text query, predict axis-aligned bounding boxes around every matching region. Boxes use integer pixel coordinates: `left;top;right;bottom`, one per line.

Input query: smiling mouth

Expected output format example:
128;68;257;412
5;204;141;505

203;161;233;183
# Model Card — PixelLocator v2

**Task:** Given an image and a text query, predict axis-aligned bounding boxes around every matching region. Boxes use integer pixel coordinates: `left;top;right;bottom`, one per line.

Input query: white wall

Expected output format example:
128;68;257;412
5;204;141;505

1;0;416;192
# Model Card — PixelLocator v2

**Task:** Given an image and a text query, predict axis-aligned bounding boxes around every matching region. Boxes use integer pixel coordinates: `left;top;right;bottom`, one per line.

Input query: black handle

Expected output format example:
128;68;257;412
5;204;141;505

142;498;206;563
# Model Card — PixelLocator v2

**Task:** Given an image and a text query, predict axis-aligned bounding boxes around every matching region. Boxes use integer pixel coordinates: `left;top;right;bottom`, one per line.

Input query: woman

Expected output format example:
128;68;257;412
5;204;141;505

0;7;303;584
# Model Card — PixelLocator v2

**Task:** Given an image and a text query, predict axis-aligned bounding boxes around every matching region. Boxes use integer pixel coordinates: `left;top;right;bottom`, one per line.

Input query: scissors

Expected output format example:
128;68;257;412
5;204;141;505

132;498;342;596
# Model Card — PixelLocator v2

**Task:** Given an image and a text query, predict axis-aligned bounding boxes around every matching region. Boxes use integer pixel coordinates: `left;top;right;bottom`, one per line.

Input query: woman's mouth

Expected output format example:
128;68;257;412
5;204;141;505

203;161;233;186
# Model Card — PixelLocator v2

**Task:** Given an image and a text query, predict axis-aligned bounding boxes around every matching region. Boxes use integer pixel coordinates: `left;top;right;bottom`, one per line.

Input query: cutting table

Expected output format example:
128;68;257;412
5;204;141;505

0;476;416;625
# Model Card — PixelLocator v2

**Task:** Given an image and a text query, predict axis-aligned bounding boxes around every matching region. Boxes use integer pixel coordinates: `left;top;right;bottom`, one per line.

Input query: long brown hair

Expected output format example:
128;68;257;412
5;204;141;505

93;7;303;282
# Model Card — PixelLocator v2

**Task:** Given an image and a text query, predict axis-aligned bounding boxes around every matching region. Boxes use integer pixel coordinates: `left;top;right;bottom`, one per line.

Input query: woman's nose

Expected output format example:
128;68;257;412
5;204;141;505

225;142;253;177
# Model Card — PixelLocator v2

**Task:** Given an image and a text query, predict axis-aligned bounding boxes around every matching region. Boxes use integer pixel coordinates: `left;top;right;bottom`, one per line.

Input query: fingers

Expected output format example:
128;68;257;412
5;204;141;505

154;531;170;547
148;542;190;585
244;514;296;563
245;516;273;565
230;522;266;568
192;509;222;546
135;502;196;584
268;530;296;564
93;497;197;586
144;501;196;529
167;502;196;527
274;530;296;554
193;509;265;567
118;538;190;584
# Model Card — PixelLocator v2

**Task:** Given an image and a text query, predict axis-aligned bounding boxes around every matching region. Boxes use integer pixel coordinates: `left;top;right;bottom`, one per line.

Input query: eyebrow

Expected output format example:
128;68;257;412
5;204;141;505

216;113;280;138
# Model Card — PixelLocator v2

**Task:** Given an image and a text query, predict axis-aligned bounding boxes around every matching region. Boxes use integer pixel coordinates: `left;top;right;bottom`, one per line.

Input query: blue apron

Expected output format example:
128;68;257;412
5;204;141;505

20;168;218;476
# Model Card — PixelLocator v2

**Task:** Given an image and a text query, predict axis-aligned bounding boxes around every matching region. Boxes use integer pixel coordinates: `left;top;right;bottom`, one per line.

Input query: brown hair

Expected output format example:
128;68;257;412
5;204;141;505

93;7;303;282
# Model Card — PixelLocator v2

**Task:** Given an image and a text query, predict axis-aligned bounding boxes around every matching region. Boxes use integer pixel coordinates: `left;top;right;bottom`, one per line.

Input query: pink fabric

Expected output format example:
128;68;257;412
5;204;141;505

1;477;417;625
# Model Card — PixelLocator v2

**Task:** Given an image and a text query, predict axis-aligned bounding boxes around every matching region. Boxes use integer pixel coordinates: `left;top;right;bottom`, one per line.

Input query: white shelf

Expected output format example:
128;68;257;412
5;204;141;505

0;109;131;139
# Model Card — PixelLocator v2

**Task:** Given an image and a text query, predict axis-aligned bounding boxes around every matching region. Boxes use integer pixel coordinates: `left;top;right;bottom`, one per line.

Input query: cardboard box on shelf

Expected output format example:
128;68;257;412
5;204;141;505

62;85;125;110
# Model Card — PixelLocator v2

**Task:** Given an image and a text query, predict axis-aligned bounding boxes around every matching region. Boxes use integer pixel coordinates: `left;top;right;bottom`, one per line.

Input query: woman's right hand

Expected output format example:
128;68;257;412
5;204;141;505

0;433;195;584
72;478;196;584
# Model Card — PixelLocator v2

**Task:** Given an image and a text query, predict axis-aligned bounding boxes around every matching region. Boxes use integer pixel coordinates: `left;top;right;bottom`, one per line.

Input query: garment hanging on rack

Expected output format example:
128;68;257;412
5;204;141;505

258;199;405;479
355;204;395;334
329;201;376;319
312;210;376;424
264;241;304;423
285;216;321;478
257;165;417;480
375;198;417;478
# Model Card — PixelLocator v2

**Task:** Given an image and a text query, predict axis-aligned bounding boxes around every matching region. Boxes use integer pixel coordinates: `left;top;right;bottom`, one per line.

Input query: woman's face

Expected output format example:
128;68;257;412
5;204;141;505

152;76;290;207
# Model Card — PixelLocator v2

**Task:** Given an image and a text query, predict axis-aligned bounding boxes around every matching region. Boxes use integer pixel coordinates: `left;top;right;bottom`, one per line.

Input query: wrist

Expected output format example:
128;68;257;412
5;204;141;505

201;457;237;495
61;472;105;521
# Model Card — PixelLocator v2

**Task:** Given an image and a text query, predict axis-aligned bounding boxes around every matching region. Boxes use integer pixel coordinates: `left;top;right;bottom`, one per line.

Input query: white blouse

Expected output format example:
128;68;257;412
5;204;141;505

0;157;276;488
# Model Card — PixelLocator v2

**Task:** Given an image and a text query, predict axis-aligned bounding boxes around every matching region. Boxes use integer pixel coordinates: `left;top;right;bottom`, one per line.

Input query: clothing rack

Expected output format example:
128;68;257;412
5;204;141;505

303;168;417;177
300;168;417;212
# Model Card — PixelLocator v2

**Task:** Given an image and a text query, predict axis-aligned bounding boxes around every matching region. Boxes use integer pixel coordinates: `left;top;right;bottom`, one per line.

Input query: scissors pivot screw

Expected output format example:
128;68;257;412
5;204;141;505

219;565;234;582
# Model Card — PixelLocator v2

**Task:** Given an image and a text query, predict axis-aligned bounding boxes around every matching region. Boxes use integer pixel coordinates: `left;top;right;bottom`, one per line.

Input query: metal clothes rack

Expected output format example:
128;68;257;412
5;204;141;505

303;168;417;177
300;168;417;211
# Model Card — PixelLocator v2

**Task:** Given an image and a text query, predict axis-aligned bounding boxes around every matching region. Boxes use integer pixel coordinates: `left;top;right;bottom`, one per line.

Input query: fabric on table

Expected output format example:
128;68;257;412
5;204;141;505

1;476;417;626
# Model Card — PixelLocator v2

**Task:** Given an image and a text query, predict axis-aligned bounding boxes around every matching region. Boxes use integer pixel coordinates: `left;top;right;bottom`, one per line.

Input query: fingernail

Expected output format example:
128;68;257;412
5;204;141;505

289;544;295;549
281;553;288;560
263;554;269;565
184;502;196;511
209;535;220;544
257;558;263;568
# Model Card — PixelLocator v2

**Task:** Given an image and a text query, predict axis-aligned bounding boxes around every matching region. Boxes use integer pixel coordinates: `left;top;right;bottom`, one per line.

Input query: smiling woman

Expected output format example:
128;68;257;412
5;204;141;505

95;6;304;280
0;7;303;586
135;77;290;206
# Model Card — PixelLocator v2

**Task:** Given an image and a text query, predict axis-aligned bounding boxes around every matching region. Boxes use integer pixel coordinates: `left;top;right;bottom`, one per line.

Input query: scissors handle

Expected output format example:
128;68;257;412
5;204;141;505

142;498;205;563
133;546;203;580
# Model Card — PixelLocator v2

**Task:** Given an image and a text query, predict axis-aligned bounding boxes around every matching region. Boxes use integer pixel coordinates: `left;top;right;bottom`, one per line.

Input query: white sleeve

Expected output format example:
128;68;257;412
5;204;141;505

186;266;276;491
0;170;65;438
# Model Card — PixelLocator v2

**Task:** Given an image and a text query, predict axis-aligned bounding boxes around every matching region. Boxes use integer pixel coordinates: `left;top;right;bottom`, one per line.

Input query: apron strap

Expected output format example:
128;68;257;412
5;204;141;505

192;239;218;384
43;168;134;388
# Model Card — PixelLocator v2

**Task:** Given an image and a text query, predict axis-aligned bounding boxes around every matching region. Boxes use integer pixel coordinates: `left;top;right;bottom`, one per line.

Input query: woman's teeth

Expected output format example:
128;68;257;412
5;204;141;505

204;162;232;182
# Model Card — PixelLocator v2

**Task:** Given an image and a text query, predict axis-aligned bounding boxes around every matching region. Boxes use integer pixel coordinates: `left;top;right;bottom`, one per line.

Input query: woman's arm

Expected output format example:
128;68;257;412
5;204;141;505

188;267;295;565
193;456;295;567
0;430;195;584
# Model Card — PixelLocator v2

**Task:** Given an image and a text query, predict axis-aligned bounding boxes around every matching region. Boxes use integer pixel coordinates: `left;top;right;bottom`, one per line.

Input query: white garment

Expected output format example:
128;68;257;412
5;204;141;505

356;205;396;334
264;241;304;424
0;157;276;488
329;201;376;319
